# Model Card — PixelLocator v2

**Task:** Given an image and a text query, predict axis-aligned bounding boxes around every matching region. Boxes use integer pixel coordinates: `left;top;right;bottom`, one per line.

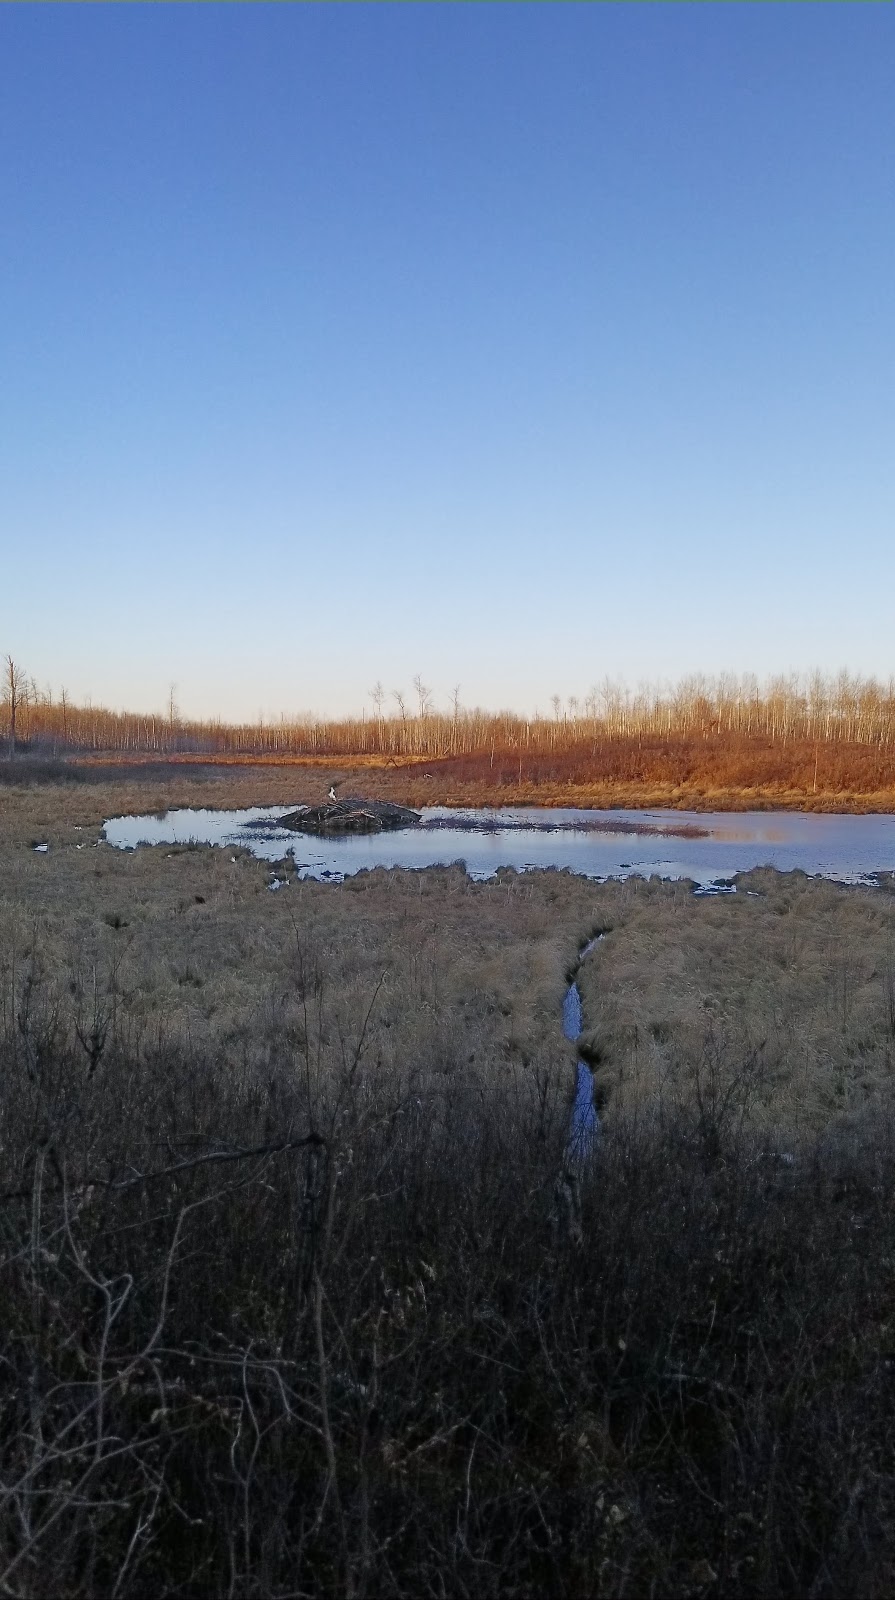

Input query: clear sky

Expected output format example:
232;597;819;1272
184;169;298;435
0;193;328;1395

1;3;892;722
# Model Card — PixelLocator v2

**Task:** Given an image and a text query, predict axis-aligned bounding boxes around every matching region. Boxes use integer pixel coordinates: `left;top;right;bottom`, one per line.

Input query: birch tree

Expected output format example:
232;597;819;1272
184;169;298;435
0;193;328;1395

4;656;27;760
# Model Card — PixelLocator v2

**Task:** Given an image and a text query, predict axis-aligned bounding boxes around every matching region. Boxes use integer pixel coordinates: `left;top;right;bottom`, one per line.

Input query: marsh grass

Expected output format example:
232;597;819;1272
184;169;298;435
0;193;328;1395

6;743;895;814
577;867;895;1138
3;990;895;1595
4;783;895;1592
0;757;85;786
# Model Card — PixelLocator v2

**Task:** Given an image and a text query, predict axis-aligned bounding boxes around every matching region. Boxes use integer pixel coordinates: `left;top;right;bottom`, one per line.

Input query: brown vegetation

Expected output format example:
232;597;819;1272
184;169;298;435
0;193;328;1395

3;782;895;1590
577;867;895;1137
6;668;895;811
373;732;895;812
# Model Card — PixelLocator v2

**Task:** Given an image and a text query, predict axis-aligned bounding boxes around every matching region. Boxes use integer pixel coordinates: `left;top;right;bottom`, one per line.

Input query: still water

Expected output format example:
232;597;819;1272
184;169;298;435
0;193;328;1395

562;935;605;1157
103;806;895;1158
102;805;895;887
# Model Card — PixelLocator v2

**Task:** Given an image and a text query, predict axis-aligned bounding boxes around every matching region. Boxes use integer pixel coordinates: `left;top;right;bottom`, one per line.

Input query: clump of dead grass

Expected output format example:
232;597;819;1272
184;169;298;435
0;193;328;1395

577;866;895;1138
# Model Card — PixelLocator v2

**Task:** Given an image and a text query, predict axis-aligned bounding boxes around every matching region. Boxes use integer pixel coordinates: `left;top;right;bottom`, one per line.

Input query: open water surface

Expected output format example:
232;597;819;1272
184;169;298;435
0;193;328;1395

103;804;895;887
102;805;895;1161
562;936;604;1157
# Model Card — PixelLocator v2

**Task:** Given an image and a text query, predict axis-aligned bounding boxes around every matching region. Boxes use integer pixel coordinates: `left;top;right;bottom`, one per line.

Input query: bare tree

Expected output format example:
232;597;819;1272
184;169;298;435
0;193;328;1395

4;656;27;761
369;682;385;751
450;684;462;755
412;675;432;719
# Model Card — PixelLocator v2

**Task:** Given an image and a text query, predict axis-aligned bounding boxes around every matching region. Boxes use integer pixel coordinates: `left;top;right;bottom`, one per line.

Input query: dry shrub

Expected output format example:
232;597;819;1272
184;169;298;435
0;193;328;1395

2;975;895;1597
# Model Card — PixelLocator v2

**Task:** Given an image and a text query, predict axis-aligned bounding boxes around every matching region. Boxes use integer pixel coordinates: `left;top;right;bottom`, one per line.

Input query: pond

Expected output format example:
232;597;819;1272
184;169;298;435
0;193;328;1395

102;805;895;1161
102;804;895;887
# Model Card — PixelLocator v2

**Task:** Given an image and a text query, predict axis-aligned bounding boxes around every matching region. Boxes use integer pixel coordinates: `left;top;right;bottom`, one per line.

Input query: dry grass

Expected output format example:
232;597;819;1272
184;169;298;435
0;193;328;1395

577;867;895;1139
4;782;895;1594
3;778;895;1143
383;739;895;813
6;745;895;813
0;779;602;1107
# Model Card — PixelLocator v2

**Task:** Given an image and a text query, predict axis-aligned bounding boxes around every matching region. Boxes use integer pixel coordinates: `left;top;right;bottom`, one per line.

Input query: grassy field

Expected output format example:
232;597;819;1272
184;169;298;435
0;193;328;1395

4;774;895;1141
577;867;895;1138
0;775;598;1089
3;776;895;1595
6;743;895;814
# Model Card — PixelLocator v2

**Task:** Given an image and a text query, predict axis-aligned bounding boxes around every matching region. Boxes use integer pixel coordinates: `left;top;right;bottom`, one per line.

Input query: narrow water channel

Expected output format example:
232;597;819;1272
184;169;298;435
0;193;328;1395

99;803;895;1154
562;935;604;1157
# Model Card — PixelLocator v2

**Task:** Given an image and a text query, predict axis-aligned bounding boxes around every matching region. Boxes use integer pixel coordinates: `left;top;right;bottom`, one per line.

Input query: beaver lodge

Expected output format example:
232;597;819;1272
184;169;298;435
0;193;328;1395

279;798;422;835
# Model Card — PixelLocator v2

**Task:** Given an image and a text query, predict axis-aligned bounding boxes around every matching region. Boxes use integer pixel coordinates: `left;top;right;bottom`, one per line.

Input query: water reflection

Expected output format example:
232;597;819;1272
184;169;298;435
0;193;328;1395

102;805;895;887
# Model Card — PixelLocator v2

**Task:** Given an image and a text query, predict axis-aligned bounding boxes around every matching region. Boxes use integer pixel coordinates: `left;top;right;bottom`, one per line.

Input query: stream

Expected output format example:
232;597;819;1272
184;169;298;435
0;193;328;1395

562;935;604;1157
101;803;895;1160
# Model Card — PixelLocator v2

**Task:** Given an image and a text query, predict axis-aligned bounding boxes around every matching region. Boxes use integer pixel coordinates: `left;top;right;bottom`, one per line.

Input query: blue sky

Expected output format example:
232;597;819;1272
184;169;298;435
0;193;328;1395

1;3;892;721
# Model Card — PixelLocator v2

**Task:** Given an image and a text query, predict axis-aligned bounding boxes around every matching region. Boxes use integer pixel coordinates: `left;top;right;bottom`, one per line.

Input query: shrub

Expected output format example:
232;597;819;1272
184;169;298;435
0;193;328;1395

1;980;895;1596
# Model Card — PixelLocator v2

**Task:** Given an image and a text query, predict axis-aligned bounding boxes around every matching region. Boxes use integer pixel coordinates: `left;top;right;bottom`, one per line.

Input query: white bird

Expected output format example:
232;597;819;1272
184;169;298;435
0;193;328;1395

328;786;337;802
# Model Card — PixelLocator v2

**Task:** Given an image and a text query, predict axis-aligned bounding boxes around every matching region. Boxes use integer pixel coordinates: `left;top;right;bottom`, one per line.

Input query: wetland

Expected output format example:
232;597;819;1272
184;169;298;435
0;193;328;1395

103;799;895;885
4;771;895;1595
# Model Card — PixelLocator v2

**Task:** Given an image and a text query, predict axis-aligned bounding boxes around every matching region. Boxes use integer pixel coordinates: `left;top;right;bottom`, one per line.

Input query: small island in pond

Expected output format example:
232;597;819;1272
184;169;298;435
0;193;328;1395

279;798;422;835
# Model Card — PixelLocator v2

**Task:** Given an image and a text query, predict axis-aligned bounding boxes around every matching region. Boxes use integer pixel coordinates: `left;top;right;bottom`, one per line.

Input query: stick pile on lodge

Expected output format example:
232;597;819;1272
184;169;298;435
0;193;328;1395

279;798;422;835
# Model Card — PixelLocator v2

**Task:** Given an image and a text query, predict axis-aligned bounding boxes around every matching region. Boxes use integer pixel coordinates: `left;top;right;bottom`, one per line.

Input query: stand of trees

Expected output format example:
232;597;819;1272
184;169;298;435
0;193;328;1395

4;664;895;786
5;667;895;757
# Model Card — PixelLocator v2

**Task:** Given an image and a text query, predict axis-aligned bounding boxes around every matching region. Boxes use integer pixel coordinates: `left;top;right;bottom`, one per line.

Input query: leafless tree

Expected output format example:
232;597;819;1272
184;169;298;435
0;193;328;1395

7;662;895;781
412;674;432;719
369;682;385;750
450;684;462;754
4;656;27;761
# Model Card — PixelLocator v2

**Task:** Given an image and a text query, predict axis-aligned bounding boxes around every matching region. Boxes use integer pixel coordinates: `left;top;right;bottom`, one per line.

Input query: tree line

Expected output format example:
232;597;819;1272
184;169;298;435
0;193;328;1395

4;656;895;761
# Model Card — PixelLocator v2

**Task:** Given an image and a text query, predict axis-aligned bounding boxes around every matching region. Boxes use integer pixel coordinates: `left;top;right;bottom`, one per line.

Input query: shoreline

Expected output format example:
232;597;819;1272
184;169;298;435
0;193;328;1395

4;754;895;819
71;755;895;819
